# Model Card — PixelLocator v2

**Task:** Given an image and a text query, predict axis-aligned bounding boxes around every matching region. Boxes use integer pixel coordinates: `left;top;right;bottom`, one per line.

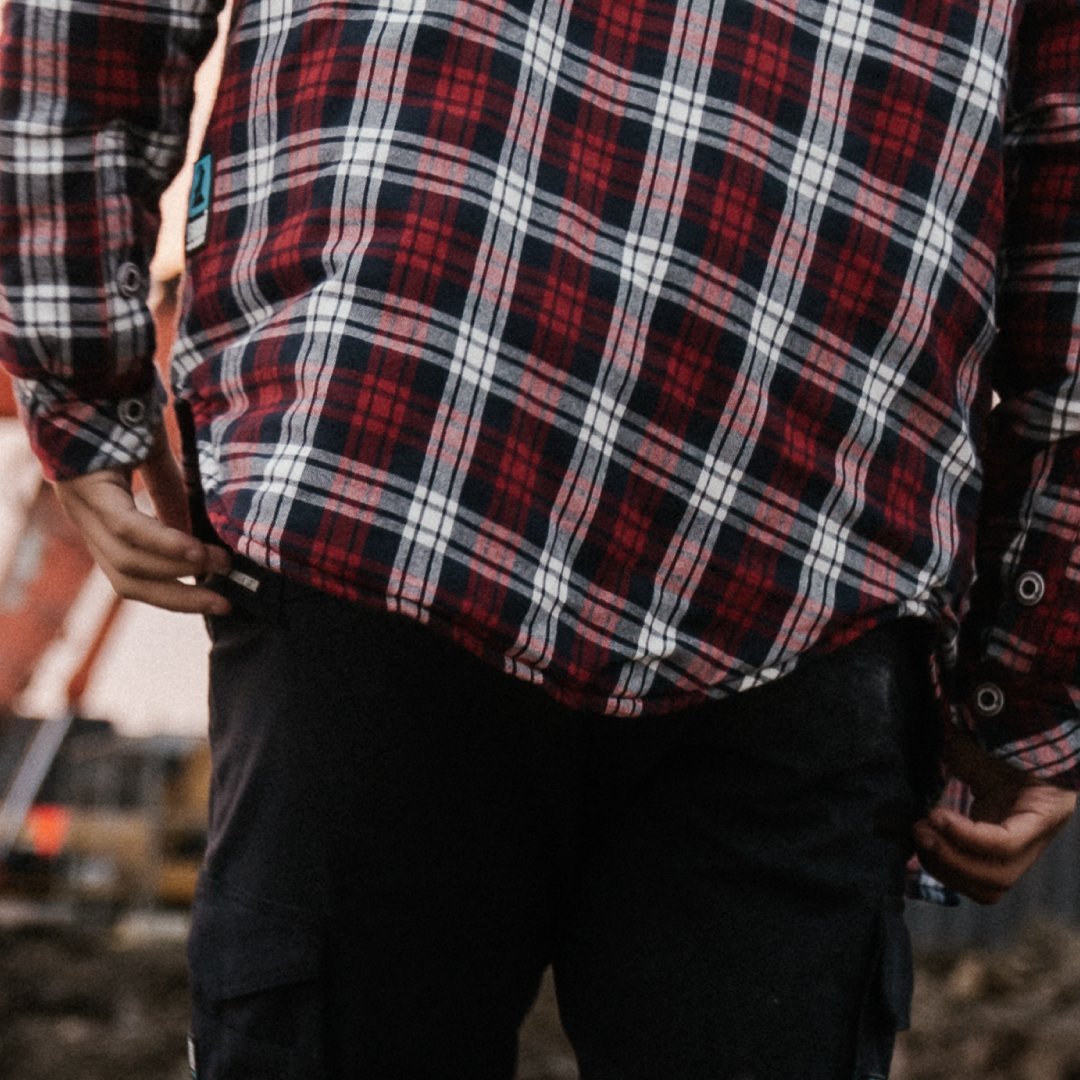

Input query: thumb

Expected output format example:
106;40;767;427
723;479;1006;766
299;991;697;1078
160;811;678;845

138;427;231;577
941;722;1025;824
138;428;192;535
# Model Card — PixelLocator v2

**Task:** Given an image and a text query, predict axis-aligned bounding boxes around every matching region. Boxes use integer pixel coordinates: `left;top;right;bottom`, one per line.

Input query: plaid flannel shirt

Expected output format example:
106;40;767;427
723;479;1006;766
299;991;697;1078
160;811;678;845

1;0;1078;788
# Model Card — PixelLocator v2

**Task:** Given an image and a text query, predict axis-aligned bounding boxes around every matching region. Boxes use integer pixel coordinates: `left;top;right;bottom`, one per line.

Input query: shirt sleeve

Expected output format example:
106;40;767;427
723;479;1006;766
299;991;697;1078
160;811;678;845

0;0;224;480
956;0;1080;787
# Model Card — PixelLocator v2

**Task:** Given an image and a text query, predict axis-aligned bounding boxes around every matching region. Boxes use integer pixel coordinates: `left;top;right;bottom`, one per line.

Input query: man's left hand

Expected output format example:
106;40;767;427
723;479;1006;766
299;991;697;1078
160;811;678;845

913;724;1076;904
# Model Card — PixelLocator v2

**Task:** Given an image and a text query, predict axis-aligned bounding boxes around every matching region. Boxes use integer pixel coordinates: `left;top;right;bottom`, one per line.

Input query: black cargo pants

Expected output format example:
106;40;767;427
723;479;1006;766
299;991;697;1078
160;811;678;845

187;566;930;1080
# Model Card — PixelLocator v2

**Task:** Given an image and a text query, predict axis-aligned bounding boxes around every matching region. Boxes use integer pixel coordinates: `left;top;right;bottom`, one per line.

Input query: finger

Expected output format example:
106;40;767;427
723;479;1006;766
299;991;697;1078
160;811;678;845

933;782;1075;855
140;433;193;535
99;494;231;577
927;808;1044;861
914;823;1022;898
76;492;227;580
914;842;1008;906
914;818;1044;897
104;574;232;615
200;542;233;577
99;503;205;566
138;432;234;576
84;534;231;615
64;473;206;564
75;505;213;581
55;468;233;615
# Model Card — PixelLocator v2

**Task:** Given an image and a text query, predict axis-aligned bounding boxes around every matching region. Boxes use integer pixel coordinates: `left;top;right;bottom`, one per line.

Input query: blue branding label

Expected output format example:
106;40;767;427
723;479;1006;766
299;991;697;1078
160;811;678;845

186;153;213;254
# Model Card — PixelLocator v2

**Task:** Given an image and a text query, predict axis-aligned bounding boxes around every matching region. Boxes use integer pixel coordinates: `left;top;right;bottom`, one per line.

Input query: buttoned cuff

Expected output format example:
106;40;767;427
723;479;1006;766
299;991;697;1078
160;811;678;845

956;529;1080;789
955;669;1080;788
14;370;167;481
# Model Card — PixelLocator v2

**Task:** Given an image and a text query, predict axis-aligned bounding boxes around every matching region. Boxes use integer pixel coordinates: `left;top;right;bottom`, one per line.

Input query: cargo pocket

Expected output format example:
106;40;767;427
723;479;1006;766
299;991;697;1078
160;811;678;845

852;898;913;1080
188;874;325;1079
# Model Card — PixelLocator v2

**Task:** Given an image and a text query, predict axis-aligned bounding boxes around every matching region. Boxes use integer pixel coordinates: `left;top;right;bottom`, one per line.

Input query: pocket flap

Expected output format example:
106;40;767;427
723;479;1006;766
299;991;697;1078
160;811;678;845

189;874;322;1001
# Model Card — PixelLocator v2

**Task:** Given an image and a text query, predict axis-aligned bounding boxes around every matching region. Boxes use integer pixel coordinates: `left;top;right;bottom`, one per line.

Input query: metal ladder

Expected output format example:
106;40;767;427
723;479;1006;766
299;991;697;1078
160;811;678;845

0;711;75;860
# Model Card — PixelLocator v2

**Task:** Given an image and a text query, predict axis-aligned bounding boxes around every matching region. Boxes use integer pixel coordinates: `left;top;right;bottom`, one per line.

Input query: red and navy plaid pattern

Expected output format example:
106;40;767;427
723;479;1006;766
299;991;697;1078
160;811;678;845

2;0;1079;785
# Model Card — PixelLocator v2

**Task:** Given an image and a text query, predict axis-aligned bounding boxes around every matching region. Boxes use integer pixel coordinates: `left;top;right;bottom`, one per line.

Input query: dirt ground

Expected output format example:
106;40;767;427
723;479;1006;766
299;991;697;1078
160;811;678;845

3;915;1080;1080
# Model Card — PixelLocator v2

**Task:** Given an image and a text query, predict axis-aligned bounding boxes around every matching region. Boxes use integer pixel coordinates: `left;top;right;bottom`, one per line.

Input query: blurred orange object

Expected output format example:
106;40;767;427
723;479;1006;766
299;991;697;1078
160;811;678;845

0;484;97;709
25;803;71;859
0;372;16;418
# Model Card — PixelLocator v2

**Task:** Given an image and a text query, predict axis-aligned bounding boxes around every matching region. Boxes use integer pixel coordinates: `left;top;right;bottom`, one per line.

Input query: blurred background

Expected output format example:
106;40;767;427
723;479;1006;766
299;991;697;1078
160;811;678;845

1;2;1080;1078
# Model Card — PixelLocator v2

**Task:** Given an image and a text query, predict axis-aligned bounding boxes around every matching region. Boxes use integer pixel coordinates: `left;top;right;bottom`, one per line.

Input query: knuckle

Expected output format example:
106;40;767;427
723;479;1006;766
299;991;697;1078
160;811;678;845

101;566;145;602
112;521;140;546
113;578;140;601
111;551;142;577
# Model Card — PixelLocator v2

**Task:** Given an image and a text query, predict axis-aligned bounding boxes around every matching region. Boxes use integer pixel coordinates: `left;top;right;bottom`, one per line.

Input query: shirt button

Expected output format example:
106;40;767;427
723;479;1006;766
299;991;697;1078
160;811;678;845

973;682;1005;718
116;262;145;298
1015;570;1045;606
117;398;147;428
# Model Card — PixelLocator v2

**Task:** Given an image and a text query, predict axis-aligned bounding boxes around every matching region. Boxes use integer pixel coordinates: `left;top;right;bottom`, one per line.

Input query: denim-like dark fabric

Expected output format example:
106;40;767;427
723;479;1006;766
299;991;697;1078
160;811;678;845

189;566;930;1080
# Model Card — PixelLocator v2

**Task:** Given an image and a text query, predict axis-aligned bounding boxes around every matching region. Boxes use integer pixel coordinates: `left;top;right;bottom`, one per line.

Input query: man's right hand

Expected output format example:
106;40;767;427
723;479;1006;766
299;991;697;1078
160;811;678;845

54;427;232;615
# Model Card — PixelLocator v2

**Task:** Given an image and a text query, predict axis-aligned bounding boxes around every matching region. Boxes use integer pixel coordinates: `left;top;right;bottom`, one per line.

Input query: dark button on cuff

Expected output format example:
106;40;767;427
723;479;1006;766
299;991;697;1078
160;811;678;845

117;397;147;428
1015;570;1045;607
116;261;145;298
973;682;1005;718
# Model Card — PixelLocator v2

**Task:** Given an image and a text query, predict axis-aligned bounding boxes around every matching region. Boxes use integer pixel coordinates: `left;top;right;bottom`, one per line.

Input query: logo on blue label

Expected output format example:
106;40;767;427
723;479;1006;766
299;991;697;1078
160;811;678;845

186;153;213;254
